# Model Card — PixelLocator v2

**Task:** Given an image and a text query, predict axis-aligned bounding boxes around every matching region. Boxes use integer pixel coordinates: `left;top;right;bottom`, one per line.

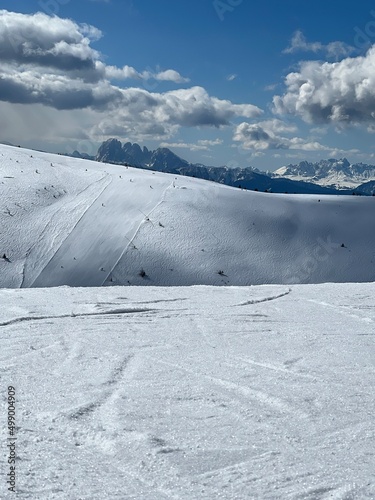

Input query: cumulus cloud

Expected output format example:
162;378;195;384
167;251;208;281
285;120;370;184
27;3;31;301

233;119;329;151
92;86;262;140
160;139;223;151
197;138;223;147
283;31;356;59
0;10;101;78
274;45;375;126
0;67;121;109
0;10;260;139
0;10;188;86
104;65;189;83
160;142;210;151
154;69;190;83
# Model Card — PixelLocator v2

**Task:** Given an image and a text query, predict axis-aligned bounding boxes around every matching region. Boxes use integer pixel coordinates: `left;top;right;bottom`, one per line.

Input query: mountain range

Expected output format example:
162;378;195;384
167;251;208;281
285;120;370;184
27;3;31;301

92;139;367;195
273;158;375;189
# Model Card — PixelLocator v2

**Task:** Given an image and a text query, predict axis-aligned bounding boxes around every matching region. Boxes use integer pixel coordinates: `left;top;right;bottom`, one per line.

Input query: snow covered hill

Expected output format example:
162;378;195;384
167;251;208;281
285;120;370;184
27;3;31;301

1;283;374;498
1;144;375;288
274;158;375;189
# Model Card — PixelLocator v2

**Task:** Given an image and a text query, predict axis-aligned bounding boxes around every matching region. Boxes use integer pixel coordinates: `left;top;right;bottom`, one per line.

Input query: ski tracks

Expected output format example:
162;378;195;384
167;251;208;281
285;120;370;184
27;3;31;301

22;175;111;288
0;307;156;327
59;352;181;499
234;287;292;307
146;356;310;420
67;354;136;422
308;299;374;325
30;174;174;287
102;179;176;285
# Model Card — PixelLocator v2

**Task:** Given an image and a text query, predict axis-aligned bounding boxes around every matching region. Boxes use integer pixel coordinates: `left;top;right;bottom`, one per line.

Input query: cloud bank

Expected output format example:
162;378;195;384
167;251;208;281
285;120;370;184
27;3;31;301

0;10;261;141
233;119;329;151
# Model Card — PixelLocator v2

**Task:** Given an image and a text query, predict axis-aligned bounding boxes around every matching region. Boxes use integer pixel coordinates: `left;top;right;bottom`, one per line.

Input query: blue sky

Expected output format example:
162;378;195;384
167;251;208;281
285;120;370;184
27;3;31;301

2;0;375;169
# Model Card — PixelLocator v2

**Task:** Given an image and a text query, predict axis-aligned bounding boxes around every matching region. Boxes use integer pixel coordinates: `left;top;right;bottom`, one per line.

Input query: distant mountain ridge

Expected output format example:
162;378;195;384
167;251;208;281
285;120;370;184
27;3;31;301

95;139;356;195
274;158;375;189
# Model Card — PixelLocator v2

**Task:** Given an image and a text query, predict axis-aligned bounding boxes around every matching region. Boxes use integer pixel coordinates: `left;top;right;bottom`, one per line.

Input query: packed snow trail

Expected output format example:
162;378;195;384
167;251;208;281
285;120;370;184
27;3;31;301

31;173;173;287
1;283;374;499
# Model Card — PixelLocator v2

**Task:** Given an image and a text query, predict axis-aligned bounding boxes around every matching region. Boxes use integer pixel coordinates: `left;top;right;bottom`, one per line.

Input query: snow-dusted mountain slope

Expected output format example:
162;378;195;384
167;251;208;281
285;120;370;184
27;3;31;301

1;144;375;288
274;158;375;189
1;283;374;499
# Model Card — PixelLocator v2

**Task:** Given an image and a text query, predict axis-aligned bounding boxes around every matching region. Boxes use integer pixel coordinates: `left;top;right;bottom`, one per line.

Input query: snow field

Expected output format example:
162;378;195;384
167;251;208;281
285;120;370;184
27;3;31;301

0;283;374;498
0;144;375;288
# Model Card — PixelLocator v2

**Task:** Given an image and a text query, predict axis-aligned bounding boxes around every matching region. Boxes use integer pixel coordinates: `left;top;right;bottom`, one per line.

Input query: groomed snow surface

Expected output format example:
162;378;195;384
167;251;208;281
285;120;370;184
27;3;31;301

0;146;374;498
0;144;375;288
1;283;374;499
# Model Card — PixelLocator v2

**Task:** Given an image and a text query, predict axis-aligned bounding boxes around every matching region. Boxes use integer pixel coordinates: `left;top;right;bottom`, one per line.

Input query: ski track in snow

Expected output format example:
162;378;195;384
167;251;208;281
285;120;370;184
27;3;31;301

101;180;175;286
1;284;374;499
22;175;112;288
146;355;311;420
66;354;135;421
1;146;375;498
31;175;173;288
308;299;374;325
234;288;292;306
0;308;156;327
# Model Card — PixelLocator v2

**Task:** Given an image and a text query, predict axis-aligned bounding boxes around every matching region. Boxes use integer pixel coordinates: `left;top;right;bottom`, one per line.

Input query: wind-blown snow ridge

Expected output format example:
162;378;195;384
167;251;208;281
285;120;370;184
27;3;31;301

1;144;375;287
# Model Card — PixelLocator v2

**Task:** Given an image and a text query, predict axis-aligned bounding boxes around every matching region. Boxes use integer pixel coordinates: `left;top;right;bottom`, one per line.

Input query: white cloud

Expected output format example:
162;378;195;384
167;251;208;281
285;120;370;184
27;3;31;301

0;10;102;79
160;139;223;151
160;142;209;151
0;10;189;102
233;119;329;151
226;74;237;81
264;83;278;91
92;86;262;140
197;139;223;147
274;45;375;126
104;65;189;83
283;31;356;59
0;10;261;141
155;70;190;83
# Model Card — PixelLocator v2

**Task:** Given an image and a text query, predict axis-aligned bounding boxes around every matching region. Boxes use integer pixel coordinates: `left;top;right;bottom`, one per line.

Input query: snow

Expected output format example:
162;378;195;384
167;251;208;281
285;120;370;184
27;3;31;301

1;283;374;498
1;145;375;498
1;144;375;288
273;161;375;190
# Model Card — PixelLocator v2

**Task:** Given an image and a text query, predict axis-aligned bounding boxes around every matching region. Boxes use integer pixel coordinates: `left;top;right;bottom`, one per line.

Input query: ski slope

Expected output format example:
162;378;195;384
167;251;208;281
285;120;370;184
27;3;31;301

1;143;375;288
1;283;374;499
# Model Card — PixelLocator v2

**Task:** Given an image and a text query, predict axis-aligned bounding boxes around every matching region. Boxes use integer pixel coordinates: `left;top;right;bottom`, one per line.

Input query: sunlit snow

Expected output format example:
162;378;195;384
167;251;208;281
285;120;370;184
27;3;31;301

0;145;374;499
1;284;374;498
0;144;374;288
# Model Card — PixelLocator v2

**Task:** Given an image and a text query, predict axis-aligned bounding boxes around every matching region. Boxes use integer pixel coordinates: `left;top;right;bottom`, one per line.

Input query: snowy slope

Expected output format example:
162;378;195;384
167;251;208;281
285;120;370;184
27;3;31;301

1;144;375;288
1;283;374;499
